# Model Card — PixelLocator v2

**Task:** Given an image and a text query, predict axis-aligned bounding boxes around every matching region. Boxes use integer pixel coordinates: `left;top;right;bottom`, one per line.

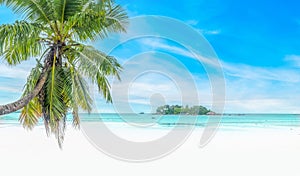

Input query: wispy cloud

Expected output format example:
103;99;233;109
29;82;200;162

0;85;22;93
224;98;300;114
184;20;221;35
185;20;199;26
138;38;220;68
0;64;30;79
0;60;34;103
188;20;222;35
222;62;300;83
138;38;300;83
196;29;221;35
109;52;203;112
204;29;221;35
110;38;300;113
284;55;300;67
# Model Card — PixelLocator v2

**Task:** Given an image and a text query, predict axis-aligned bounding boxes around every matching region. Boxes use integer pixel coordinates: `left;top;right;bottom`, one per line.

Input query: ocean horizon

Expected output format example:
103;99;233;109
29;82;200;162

1;113;300;130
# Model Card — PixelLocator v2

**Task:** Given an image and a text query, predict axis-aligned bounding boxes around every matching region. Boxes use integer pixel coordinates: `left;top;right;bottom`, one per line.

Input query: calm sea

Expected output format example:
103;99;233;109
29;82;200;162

1;113;300;129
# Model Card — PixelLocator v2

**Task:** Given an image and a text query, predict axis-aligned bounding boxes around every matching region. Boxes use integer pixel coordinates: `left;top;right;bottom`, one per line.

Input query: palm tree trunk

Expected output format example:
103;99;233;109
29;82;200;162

0;48;55;116
0;71;48;115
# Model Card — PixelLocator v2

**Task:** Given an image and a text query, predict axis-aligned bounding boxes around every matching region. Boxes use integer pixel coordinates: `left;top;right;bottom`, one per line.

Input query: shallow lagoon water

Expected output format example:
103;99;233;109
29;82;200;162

1;113;300;129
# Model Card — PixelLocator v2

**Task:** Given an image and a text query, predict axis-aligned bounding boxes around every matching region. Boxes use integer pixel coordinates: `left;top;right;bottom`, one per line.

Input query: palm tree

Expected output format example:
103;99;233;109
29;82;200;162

0;0;127;148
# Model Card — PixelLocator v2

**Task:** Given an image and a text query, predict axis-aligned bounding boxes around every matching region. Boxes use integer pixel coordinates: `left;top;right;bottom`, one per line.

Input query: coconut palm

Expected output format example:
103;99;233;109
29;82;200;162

0;0;127;148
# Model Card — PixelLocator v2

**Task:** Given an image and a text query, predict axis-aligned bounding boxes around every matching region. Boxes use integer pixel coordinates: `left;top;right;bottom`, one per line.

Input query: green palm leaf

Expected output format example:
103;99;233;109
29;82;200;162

53;0;83;22
45;67;66;128
19;98;42;130
43;66;67;148
20;61;43;129
104;4;128;33
0;0;128;148
0;21;42;64
73;45;122;102
0;0;56;29
67;1;128;41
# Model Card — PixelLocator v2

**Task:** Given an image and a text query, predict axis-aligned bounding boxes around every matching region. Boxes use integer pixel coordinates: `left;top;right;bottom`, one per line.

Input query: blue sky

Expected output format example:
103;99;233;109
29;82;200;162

1;0;300;113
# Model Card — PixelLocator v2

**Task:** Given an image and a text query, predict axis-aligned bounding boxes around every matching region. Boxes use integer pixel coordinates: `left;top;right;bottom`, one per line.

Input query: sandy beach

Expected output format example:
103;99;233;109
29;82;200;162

1;0;300;176
0;124;299;176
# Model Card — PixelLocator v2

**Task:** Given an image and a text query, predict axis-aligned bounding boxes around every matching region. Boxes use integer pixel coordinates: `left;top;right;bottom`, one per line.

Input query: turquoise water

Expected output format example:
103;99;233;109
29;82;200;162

1;113;300;128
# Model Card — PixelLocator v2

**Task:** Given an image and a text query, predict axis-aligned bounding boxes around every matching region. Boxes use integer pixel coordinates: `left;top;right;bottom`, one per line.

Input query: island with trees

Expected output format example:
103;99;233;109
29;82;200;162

156;105;216;115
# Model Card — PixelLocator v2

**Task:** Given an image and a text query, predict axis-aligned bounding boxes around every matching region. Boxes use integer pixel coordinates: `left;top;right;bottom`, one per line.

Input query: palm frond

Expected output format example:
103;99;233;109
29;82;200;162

0;0;128;148
53;0;83;23
95;72;113;102
19;98;42;129
63;65;92;129
66;0;127;41
72;107;80;129
104;4;128;34
78;45;122;79
22;59;43;94
0;0;56;27
45;67;66;128
70;45;121;102
33;50;71;145
42;62;67;147
70;67;93;111
0;21;42;65
19;61;43;129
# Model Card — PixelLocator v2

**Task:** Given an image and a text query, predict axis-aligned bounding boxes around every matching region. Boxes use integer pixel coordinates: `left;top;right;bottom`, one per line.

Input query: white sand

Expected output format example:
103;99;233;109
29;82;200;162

0;124;300;176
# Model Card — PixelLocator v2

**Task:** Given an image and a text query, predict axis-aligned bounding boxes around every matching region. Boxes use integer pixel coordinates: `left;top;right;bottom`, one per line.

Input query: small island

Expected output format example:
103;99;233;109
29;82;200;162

156;105;216;115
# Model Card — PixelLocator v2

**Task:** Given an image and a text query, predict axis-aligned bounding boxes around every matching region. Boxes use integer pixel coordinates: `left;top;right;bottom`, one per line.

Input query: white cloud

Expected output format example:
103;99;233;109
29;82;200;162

222;62;300;83
198;29;221;35
1;37;300;113
0;86;22;93
184;19;221;35
0;64;30;79
138;38;221;68
195;29;221;35
224;98;300;114
185;20;199;26
205;30;221;35
284;55;300;67
139;38;300;83
109;38;300;113
109;52;203;113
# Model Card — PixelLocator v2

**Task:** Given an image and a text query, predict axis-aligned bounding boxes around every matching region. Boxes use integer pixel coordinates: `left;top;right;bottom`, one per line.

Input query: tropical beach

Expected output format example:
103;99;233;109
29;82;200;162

1;0;300;176
1;114;300;176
